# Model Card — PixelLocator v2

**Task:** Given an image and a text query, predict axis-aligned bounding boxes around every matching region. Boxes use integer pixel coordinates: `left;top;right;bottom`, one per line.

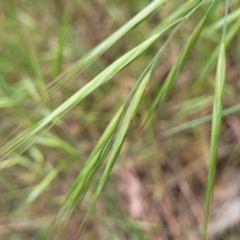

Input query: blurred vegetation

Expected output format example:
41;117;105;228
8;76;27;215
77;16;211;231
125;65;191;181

0;0;240;239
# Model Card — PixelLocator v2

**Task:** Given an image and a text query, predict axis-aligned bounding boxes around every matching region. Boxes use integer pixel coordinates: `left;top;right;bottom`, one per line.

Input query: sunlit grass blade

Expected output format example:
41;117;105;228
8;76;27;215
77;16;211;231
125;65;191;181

203;42;226;240
1;29;171;161
203;0;228;236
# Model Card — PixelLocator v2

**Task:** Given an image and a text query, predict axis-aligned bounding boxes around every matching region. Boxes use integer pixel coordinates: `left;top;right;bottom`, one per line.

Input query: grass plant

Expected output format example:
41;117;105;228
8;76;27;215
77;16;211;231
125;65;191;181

0;0;239;239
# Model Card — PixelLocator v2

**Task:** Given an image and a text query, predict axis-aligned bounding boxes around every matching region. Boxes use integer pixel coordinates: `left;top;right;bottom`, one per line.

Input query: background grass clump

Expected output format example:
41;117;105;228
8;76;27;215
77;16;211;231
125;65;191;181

1;0;240;239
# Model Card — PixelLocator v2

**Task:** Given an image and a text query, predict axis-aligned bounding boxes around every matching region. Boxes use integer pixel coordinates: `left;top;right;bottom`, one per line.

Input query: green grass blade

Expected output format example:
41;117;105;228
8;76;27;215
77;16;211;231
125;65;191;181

79;68;154;236
203;1;228;236
63;107;124;206
203;41;226;240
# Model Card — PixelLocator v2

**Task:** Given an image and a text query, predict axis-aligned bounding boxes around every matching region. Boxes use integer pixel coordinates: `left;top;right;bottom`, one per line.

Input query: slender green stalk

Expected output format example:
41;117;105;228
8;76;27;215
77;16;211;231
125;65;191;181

203;1;228;238
203;41;226;240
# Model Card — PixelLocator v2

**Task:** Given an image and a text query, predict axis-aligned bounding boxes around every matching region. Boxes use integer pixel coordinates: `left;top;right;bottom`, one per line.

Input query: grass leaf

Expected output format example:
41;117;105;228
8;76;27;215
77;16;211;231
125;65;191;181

203;1;228;236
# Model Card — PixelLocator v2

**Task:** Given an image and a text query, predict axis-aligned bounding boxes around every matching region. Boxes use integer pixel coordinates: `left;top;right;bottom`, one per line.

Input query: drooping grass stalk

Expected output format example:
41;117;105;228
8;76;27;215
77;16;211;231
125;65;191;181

0;31;164;160
75;27;181;239
43;27;178;239
203;1;228;238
